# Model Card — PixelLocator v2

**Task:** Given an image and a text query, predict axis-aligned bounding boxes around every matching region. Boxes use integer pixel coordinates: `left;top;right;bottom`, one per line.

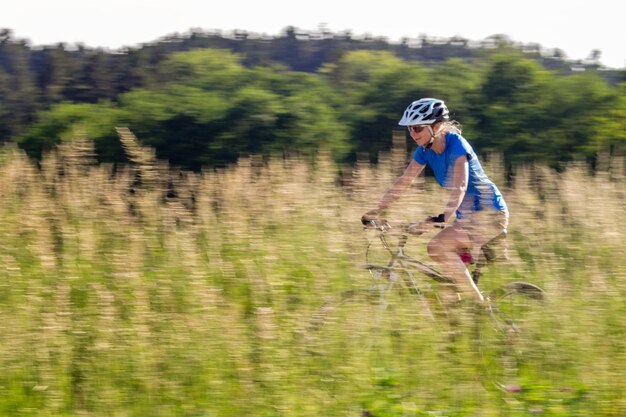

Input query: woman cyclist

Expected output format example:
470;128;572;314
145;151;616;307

362;98;508;304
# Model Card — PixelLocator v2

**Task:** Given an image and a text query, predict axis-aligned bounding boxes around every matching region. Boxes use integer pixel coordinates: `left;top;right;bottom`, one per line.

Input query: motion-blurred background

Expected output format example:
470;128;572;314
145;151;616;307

1;1;625;416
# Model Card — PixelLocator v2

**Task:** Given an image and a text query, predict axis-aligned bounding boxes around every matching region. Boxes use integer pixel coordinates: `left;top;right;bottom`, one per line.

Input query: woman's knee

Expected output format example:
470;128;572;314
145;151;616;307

427;238;444;261
428;228;467;262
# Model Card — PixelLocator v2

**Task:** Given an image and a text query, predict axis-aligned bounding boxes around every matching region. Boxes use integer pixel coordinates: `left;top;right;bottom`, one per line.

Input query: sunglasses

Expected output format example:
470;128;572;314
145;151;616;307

408;125;428;134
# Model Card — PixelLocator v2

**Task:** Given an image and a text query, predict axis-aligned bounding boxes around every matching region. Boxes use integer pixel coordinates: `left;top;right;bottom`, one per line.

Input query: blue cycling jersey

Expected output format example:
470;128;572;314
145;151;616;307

413;132;507;218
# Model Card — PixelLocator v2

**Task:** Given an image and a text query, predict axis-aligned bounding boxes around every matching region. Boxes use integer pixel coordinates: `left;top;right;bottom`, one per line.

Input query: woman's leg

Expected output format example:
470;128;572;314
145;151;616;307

427;224;484;303
466;210;510;263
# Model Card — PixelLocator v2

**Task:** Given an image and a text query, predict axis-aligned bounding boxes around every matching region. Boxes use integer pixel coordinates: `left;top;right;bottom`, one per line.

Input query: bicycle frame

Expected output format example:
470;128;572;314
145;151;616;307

364;219;543;308
364;224;474;321
363;228;444;315
366;229;453;284
365;219;505;289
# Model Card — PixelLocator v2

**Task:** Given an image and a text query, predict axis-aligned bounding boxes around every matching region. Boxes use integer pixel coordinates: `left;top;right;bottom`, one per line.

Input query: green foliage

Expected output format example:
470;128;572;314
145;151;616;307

18;49;351;169
541;73;616;158
0;39;40;140
153;48;248;91
470;54;623;166
595;82;626;151
320;51;430;160
17;102;126;158
4;39;625;169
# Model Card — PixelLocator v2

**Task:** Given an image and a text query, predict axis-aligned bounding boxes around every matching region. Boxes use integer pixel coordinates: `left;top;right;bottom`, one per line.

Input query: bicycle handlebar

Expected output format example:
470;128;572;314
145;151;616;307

363;218;445;235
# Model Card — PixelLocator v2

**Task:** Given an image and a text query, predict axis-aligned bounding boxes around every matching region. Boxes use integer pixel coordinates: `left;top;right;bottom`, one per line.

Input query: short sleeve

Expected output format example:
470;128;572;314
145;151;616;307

447;133;473;162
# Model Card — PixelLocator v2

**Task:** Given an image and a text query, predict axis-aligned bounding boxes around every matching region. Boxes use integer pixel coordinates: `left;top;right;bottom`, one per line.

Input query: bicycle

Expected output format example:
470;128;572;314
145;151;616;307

362;218;543;320
308;217;544;392
365;218;546;389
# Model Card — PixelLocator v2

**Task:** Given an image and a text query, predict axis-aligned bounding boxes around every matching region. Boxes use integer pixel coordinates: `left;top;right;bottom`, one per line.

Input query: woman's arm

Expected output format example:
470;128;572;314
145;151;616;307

442;155;469;222
369;159;426;215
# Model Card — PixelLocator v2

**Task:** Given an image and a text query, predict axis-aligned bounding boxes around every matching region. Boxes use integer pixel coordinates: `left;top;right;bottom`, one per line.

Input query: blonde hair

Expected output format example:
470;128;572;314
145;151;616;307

439;120;462;135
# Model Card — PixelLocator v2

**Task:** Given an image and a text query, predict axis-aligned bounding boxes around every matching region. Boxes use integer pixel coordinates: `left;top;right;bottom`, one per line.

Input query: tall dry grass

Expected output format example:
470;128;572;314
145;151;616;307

0;132;625;416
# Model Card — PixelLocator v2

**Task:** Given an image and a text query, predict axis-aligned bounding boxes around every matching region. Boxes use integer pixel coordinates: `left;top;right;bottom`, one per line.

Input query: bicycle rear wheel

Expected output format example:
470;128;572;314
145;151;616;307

489;281;544;331
477;281;545;391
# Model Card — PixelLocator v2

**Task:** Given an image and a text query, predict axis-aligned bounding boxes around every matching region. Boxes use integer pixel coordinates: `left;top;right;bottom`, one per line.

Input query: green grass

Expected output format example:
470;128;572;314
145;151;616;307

0;141;625;416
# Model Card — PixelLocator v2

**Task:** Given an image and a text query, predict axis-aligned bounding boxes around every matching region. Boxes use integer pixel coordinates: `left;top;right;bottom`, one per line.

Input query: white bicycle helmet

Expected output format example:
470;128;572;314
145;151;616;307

398;98;449;126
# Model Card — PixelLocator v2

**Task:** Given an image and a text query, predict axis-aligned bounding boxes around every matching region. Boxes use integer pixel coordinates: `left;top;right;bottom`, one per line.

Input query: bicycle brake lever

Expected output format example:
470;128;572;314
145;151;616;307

366;219;390;231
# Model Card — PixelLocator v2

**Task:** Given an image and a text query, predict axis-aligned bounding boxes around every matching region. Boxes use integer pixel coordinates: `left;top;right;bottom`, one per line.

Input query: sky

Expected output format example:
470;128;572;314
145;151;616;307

2;0;625;69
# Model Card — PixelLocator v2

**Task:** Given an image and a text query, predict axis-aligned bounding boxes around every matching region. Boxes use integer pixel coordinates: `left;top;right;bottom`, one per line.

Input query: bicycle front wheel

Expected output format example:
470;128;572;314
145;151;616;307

304;266;439;355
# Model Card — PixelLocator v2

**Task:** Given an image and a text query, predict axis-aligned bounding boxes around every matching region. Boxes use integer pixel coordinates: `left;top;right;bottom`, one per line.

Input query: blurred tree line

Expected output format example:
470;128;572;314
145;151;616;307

1;27;625;169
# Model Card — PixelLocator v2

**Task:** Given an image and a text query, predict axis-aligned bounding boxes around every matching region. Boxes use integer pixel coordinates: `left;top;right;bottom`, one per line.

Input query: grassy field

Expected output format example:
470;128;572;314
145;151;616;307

0;133;625;417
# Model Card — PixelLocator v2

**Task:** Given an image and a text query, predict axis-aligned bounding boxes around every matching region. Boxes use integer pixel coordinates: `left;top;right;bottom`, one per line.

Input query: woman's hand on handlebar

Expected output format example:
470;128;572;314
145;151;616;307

361;209;380;225
361;210;390;230
426;213;446;224
406;215;446;235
